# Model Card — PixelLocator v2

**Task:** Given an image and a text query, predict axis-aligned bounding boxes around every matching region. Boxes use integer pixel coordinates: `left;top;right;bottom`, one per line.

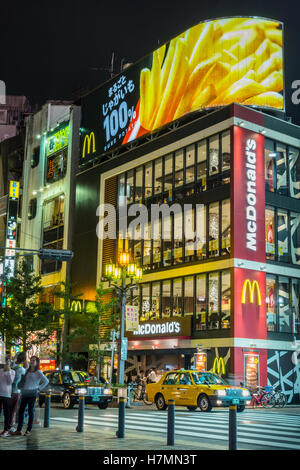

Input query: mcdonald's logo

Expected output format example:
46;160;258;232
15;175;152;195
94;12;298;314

241;279;262;306
71;300;82;312
82;132;96;158
212;357;226;375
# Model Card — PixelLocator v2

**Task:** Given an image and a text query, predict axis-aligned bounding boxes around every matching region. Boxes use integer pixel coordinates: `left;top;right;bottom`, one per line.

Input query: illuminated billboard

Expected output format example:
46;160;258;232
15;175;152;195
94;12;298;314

80;17;283;161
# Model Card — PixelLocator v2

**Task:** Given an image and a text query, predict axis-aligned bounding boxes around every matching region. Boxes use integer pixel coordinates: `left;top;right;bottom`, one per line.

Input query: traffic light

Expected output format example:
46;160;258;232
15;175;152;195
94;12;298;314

38;249;74;261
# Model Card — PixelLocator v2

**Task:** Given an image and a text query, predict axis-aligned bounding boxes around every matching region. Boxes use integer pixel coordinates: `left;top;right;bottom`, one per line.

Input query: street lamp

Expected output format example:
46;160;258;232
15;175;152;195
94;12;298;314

105;252;142;384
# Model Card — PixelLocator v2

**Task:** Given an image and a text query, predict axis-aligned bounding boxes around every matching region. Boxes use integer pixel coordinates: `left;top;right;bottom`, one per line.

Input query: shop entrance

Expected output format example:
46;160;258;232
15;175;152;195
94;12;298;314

244;354;259;391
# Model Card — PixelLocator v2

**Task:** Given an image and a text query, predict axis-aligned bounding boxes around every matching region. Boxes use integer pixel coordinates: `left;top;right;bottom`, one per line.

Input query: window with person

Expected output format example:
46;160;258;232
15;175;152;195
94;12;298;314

265;207;275;260
151;282;160;319
141;283;151;321
178;373;192;385
208;272;219;330
163;373;179;385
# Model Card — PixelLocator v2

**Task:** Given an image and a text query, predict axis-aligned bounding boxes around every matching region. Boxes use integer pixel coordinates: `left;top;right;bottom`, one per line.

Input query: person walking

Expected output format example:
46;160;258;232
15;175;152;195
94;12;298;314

10;356;49;436
8;352;27;432
146;367;157;384
0;356;15;437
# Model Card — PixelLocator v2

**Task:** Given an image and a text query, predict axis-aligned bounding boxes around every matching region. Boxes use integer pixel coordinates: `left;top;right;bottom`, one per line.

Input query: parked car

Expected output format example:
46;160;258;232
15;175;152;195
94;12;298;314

39;370;113;409
146;370;251;412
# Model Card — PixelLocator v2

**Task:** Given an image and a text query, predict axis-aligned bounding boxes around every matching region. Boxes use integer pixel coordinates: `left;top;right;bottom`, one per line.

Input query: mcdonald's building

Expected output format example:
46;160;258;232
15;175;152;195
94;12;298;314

71;18;300;403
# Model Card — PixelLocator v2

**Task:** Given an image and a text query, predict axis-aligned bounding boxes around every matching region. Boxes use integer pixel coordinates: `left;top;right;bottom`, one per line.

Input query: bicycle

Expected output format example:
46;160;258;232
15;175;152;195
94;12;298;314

250;386;274;408
131;383;153;405
269;388;287;408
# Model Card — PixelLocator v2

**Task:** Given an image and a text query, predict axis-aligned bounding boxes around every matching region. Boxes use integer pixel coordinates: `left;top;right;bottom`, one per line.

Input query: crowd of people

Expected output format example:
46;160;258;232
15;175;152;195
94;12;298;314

0;353;49;437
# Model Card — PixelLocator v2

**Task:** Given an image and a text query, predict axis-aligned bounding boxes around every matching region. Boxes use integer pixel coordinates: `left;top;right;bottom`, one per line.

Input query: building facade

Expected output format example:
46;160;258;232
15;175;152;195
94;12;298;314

73;103;300;403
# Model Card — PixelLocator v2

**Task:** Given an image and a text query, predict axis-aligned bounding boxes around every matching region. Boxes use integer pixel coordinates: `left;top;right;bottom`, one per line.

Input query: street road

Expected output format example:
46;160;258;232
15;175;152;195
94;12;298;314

46;403;300;450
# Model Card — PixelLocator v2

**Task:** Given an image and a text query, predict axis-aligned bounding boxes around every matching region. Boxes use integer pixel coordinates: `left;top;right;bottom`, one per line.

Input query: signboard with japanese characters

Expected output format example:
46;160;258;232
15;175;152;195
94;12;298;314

125;305;139;332
80;17;283;163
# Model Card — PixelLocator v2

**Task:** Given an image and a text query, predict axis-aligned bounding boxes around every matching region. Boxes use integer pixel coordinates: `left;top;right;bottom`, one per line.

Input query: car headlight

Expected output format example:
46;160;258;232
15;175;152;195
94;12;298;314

104;389;112;395
215;390;226;397
75;388;87;395
242;390;251;397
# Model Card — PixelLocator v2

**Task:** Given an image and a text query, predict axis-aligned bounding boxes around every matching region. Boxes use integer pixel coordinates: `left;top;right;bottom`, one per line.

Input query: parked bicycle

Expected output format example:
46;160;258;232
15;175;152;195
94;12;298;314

250;386;274;408
131;382;153;405
269;388;287;408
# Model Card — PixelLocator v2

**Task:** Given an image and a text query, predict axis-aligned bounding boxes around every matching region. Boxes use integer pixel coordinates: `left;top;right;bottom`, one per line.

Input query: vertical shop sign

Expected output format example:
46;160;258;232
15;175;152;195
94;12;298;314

125;305;139;332
194;353;207;372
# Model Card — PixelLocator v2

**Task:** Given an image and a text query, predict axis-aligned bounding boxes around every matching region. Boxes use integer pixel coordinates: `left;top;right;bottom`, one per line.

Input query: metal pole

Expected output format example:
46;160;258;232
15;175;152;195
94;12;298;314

116;396;126;438
167;399;175;446
44;393;51;428
76;396;85;432
118;275;126;384
229;404;237;450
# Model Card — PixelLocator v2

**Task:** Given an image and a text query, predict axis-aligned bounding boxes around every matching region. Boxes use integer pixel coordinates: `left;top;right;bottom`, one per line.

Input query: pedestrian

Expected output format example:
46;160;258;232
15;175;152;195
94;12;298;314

8;352;27;432
0;356;15;437
111;368;118;385
10;356;49;436
146;367;157;384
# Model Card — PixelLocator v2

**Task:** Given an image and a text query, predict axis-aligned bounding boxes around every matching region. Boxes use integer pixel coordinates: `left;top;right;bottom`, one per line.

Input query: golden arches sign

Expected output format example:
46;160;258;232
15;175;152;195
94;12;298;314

212;357;226;375
71;300;82;312
241;279;262;306
82;132;96;159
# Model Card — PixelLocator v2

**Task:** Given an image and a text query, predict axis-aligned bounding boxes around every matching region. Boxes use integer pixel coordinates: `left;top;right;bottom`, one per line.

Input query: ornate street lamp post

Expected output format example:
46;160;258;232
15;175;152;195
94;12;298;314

105;252;142;384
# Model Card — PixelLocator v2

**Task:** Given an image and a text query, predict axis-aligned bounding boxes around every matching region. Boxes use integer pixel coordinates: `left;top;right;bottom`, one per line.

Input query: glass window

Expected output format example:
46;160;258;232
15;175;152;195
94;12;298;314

174;149;184;188
289;146;300;199
196;274;206;330
292;279;300;335
173;211;183;265
276;143;287;195
162;215;172;267
28;198;37;220
135;166;143;202
152;216;161;269
265;139;276;192
31;146;40;168
185;144;195;185
118;174;126;207
278;276;291;333
266;275;277;331
277;210;289;262
151;282;160;319
221;130;230;172
221;199;230;255
265;207;275;260
173;278;183;317
208;272;219;329
141;284;150;321
209;135;219;175
162;280;172;318
209;202;219;257
196;204;206;259
184;276;194;316
164;154;173;197
46;148;67;183
197;140;207;190
144;162;153;199
290;212;300;265
185;207;195;261
41;196;64;275
154;158;162;196
126;170;134;204
221;270;230;329
143;221;151;270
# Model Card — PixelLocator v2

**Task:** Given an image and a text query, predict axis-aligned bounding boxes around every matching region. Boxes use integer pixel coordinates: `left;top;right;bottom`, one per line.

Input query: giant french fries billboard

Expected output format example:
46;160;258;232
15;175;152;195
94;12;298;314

80;17;284;162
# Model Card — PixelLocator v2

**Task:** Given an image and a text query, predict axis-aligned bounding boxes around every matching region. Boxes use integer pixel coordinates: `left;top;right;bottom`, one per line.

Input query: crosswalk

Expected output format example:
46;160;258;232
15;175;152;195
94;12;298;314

51;409;300;450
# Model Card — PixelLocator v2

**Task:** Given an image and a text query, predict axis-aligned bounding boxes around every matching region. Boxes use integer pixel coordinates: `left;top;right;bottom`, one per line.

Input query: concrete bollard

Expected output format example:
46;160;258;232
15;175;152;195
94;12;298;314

116;397;126;438
43;393;51;428
76;396;85;433
167;399;175;446
229;404;237;450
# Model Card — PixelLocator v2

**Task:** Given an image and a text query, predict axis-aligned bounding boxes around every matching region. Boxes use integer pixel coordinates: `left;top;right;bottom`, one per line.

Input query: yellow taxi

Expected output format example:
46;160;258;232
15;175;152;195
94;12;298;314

146;370;251;412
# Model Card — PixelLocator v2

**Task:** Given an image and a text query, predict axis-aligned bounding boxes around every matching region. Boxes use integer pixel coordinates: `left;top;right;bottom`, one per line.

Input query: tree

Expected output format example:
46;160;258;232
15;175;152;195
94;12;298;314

66;284;118;379
3;259;60;354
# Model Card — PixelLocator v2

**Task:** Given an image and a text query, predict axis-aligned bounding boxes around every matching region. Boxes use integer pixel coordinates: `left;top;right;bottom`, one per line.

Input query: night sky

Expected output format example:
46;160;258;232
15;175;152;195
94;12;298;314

2;0;300;124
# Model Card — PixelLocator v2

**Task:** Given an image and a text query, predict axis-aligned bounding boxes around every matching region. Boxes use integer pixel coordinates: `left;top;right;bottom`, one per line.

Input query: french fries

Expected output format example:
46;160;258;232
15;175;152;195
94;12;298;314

139;17;284;131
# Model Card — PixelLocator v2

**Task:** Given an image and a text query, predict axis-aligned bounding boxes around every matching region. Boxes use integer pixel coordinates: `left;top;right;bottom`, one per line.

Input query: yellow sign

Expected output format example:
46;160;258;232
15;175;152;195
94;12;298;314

71;300;82;312
9;181;19;199
241;279;262;306
125;305;139;332
46;124;69;157
212;356;226;375
82;132;96;158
